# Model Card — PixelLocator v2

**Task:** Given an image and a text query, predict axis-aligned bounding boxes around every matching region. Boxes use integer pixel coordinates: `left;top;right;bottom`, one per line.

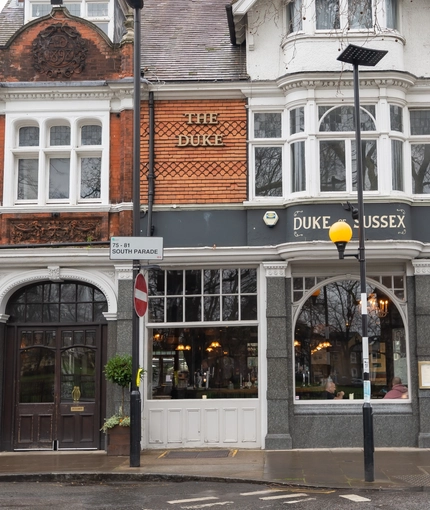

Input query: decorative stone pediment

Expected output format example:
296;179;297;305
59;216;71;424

32;23;88;78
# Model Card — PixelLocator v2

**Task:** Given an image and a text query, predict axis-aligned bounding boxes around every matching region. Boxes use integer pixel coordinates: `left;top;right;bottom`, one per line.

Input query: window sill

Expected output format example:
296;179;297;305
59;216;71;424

282;31;405;48
1;204;112;214
294;402;412;415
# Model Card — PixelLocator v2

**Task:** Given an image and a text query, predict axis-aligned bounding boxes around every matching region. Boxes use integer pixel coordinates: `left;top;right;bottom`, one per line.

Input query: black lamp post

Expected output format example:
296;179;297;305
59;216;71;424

125;0;144;468
332;44;387;483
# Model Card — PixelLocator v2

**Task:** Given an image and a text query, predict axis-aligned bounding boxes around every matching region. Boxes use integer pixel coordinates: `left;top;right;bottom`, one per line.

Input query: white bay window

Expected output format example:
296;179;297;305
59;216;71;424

6;113;108;208
250;107;306;200
290;0;399;34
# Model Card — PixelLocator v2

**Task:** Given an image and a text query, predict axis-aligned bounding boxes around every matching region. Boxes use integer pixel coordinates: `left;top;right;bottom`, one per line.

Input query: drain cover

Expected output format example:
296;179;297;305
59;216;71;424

393;474;430;487
166;450;230;459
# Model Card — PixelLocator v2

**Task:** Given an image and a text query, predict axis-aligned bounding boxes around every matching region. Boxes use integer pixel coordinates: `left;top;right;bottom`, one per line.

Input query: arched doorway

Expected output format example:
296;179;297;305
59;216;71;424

3;281;107;450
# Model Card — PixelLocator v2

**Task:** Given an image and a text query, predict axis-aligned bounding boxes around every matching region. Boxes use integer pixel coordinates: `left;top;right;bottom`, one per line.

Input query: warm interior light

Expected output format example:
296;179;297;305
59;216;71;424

176;343;191;351
329;221;353;259
367;293;389;318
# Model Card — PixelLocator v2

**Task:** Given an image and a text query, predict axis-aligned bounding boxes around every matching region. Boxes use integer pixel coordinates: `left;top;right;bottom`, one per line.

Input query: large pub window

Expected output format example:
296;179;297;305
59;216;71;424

293;278;408;402
147;268;258;400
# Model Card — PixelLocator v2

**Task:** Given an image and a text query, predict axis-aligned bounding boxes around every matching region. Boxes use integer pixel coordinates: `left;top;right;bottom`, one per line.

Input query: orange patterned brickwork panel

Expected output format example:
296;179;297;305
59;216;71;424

140;99;247;205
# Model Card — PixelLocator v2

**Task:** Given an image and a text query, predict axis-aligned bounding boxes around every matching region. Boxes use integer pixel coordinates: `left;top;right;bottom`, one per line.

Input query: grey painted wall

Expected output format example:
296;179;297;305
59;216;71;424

143;202;425;249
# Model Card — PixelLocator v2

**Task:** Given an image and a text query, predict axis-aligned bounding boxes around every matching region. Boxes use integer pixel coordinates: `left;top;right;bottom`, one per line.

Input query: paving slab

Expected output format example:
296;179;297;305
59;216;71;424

1;448;430;490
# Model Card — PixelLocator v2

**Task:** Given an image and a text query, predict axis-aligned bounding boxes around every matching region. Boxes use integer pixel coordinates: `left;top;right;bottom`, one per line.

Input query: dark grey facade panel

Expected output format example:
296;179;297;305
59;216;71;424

143;203;428;249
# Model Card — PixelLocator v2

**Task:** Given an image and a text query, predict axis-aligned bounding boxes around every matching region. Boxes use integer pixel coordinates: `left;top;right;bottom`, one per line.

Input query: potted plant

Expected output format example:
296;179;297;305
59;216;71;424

101;354;133;456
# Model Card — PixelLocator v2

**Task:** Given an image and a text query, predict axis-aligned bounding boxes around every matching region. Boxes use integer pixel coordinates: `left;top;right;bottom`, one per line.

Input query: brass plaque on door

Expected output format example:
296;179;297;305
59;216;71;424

71;406;84;412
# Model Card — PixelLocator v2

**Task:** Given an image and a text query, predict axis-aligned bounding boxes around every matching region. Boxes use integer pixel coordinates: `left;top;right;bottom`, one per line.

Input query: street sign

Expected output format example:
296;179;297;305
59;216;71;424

134;273;148;317
110;237;163;260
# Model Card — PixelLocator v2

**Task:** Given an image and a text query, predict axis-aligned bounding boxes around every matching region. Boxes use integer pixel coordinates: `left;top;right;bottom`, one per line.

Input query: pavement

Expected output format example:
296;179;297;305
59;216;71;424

2;448;430;491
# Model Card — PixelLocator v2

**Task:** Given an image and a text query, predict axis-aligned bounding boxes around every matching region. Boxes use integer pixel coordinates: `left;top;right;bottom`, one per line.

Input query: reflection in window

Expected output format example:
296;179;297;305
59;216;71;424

6;281;107;323
291;141;306;192
392;140;403;191
411;144;430;194
150;327;258;400
20;347;55;403
148;268;258;323
390;105;403;132
254;113;281;138
410;110;430;136
348;0;372;29
319;106;375;132
49;158;70;199
18;159;38;200
12;120;105;205
80;157;101;199
19;126;39;146
287;0;302;33
316;0;339;30
386;0;398;29
351;140;377;191
319;106;377;193
50;125;71;146
61;347;96;402
255;146;283;197
81;125;102;145
294;280;407;401
320;140;346;192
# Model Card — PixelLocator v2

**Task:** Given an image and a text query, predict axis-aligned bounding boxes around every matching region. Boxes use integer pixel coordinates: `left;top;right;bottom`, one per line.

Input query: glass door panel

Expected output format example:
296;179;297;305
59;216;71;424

61;347;96;402
19;347;55;403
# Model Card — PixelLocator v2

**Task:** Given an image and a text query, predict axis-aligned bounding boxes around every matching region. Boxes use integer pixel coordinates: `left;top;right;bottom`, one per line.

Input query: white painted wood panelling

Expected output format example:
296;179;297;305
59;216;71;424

144;399;260;449
222;407;238;443
185;408;201;443
204;407;219;444
167;408;182;444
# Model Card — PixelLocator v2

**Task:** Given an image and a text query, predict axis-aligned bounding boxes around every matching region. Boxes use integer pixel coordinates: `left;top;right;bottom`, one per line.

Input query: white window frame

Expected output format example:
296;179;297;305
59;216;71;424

294;0;400;35
317;104;380;196
407;108;430;196
248;106;307;202
25;0;114;40
4;110;109;209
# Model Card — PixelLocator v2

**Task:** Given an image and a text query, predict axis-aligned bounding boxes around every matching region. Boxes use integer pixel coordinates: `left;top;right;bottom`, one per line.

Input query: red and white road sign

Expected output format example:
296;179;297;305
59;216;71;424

134;273;148;317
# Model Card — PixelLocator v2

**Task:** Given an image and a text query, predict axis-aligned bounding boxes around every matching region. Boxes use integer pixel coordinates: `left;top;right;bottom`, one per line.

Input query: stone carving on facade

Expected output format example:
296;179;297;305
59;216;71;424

10;219;101;244
413;260;430;275
32;24;88;78
47;266;62;282
263;262;288;278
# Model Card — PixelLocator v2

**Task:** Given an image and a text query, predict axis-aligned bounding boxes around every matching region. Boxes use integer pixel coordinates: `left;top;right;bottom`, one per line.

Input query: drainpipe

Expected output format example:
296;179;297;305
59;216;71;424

147;91;155;237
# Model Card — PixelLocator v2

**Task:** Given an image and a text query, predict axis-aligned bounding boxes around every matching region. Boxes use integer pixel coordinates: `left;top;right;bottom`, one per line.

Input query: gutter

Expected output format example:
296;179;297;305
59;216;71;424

147;91;155;236
225;4;237;46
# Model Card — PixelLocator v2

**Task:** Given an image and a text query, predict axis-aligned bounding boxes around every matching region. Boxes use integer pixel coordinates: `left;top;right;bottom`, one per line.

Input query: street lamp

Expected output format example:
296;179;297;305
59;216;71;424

125;0;144;468
332;44;387;483
329;220;353;260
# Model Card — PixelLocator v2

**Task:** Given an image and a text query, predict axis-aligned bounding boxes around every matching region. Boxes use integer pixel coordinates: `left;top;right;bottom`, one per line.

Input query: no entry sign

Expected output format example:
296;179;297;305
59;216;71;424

134;273;148;317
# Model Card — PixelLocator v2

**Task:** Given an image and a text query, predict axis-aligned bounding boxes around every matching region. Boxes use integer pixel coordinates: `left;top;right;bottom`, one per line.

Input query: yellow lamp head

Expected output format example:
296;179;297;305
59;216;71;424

329;221;353;259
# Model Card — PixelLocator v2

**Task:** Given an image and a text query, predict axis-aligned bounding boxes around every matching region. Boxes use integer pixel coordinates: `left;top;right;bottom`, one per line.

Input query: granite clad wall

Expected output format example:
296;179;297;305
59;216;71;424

266;272;419;449
265;270;292;449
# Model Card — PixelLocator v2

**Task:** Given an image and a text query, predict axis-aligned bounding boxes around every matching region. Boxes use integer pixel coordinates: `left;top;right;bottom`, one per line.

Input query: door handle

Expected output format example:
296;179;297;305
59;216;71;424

72;386;81;402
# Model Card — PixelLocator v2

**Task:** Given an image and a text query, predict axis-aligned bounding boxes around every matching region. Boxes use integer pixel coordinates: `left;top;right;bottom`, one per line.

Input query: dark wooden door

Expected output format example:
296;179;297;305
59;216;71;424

14;327;102;450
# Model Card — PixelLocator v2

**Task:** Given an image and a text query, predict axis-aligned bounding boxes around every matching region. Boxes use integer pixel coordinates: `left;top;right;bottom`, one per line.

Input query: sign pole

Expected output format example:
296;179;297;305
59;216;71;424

129;0;143;468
